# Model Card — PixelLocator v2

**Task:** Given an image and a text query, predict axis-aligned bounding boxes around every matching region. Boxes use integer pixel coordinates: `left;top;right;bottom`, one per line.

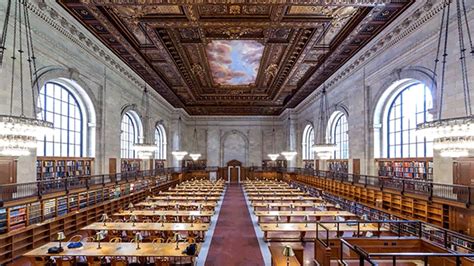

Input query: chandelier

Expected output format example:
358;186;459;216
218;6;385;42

416;0;474;158
0;0;53;156
267;118;279;161
312;88;335;159
172;116;187;161
133;83;155;159
189;120;201;161
281;113;297;161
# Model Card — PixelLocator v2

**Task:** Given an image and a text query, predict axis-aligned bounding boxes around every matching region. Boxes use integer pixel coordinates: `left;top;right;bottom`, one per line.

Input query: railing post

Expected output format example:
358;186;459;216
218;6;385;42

429;183;433;201
401;180;405;195
85;177;89;190
364;175;367;188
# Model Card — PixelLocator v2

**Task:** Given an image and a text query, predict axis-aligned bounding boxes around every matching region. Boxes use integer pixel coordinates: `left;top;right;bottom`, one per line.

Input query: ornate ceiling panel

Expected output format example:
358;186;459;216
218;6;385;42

57;0;413;115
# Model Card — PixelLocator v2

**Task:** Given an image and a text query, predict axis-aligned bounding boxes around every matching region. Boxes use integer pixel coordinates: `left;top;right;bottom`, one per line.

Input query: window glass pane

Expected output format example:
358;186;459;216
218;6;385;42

385;83;433;158
36;82;84;157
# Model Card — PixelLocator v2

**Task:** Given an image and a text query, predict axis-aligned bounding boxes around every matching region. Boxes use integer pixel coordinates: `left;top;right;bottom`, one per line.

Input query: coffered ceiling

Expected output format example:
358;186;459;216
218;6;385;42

57;0;413;115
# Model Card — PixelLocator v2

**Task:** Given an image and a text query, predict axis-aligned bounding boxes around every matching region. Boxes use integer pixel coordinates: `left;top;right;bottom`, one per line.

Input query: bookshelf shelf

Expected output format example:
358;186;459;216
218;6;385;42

121;159;141;172
36;157;94;180
327;159;349;173
376;158;433;180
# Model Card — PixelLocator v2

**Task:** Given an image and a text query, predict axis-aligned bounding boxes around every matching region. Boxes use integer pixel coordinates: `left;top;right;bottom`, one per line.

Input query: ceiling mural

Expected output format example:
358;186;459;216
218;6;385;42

57;0;413;115
206;40;264;86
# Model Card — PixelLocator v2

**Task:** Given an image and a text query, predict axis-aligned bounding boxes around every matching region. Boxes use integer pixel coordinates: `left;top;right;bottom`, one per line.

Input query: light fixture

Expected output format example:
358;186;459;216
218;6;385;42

189;119;201;161
312;88;336;159
416;0;473;158
0;0;54;156
282;245;295;266
281;113;297;161
133;82;155;159
100;213;109;226
135;232;142;250
268;118;280;161
172;116;188;161
56;232;66;249
96;231;105;249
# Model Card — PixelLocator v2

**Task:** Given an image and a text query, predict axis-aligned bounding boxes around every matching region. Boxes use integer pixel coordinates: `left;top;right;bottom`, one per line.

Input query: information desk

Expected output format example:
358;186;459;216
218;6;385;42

254;211;356;222
259;223;387;241
82;222;209;232
24;242;199;258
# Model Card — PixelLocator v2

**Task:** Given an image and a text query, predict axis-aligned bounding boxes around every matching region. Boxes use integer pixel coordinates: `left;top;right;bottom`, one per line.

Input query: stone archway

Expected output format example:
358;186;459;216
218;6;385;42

226;160;242;183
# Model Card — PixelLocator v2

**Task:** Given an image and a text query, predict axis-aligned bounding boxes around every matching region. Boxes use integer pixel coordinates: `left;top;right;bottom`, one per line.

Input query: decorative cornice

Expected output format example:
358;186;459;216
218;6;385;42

295;0;444;113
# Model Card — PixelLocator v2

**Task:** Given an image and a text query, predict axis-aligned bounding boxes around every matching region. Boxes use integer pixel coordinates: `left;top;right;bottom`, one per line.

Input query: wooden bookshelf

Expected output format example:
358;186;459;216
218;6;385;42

303;160;314;169
262;160;287;168
327;159;349;173
376;158;433;180
0;179;178;265
154;159;166;169
121;159;141;172
36;157;94;180
182;159;207;170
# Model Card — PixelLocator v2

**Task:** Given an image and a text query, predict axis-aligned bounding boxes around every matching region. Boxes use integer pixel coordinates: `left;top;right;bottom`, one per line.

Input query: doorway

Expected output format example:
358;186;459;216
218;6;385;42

226;160;242;183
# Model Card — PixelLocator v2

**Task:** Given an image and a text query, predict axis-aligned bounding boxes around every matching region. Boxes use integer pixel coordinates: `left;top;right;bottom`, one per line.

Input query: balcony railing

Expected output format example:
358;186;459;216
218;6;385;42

0;168;183;204
250;167;474;207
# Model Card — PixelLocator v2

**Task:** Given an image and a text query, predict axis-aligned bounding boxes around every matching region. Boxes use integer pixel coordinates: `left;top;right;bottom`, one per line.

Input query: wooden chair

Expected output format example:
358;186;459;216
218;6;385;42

31;256;49;266
82;236;95;242
109;237;122;243
55;257;73;266
86;256;102;266
152;237;165;243
68;235;82;242
155;259;171;266
110;258;128;266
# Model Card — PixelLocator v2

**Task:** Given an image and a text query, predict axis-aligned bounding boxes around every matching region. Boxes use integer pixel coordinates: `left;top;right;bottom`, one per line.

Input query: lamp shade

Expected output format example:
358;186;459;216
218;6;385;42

189;153;201;161
128;202;134;209
268;153;280;161
172;151;188;160
282;245;295;257
56;232;66;241
101;213;109;222
95;231;105;241
281;151;297;161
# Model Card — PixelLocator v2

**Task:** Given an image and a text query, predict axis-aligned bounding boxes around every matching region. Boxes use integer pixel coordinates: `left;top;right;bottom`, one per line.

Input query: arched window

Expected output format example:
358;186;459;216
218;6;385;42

302;124;314;160
386;83;433;158
155;124;167;160
328;112;349;159
121;111;142;159
37;82;85;157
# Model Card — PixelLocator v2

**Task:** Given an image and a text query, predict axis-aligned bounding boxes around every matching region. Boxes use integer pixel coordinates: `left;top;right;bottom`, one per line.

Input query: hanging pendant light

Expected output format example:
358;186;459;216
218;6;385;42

281;113;297;161
172;116;187;161
133;83;156;159
416;0;474;158
312;88;336;160
0;0;53;156
267;118;279;161
189;120;201;161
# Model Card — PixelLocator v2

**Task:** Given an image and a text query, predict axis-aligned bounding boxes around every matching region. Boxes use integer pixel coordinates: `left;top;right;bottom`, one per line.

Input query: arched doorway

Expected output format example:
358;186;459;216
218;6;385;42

226;160;242;183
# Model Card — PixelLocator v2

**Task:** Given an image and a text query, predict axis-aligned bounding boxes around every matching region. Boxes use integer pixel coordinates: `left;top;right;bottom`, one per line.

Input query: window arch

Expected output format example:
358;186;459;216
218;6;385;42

385;83;433;158
327;111;349;159
302;124;314;160
155;124;167;160
120;110;142;159
37;81;93;157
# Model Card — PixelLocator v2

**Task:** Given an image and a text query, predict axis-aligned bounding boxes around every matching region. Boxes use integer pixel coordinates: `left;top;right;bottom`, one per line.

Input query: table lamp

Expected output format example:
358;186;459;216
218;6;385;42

128;202;135;212
267;203;271;214
130;214;138;226
174;233;180;250
146;196;151;203
290;203;294;214
205;196;208;202
176;204;180;213
135;232;142;250
190;215;195;227
96;231;105;249
361;214;369;221
335;203;341;209
160;215;165;227
282;245;295;266
151;203;156;213
56;231;66;249
101;213;109;226
198;204;203;213
276;215;280;227
304;215;309;227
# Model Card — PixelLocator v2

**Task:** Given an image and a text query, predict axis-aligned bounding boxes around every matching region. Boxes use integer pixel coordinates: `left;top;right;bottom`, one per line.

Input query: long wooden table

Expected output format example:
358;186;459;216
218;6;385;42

254;211;356;222
159;191;223;196
136;202;217;209
24;242;200;258
246;192;306;196
251;202;335;211
151;196;221;201
114;210;214;218
259;223;388;241
82;222;209;233
248;196;323;202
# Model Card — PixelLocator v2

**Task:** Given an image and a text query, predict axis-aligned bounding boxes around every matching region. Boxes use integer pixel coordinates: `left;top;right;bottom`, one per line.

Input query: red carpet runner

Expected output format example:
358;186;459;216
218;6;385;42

205;183;265;266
